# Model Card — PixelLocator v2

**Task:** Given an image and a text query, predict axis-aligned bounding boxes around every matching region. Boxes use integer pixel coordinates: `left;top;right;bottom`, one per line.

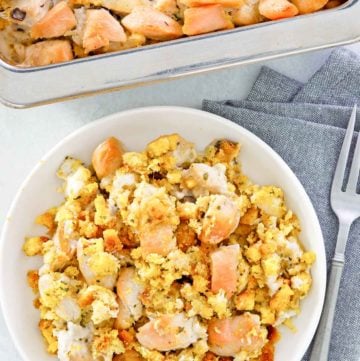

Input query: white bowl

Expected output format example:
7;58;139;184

0;106;326;361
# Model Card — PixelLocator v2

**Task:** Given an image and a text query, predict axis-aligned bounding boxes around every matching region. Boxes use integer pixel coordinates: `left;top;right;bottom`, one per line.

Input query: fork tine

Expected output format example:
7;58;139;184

332;104;357;192
346;125;360;193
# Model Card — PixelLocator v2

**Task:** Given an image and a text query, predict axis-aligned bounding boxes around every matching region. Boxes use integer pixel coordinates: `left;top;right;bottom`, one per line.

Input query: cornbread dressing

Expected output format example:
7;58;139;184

23;134;316;361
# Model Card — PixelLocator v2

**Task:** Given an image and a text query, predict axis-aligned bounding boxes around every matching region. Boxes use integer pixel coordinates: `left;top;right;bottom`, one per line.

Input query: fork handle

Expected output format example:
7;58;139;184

309;255;344;361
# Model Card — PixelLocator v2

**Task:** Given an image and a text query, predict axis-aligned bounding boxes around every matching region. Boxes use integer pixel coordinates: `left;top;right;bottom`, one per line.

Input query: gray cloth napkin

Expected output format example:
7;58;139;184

203;48;360;361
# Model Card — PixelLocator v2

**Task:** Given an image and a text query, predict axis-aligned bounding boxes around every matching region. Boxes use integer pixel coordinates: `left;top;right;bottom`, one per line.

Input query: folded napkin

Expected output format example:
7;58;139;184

203;48;360;361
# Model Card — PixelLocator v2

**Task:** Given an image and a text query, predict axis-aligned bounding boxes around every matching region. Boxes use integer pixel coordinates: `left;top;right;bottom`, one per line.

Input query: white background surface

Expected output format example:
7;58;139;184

1;42;360;360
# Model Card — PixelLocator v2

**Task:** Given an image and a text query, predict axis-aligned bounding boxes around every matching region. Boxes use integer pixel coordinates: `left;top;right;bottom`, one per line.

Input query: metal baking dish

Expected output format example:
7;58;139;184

1;0;359;108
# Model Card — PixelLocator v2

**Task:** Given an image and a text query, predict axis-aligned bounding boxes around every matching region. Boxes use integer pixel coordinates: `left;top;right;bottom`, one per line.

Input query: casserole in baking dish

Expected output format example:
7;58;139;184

0;0;347;67
0;0;358;107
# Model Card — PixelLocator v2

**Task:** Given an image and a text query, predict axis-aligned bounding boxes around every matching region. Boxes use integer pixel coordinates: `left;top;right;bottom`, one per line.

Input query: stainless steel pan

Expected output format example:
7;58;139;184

0;0;358;108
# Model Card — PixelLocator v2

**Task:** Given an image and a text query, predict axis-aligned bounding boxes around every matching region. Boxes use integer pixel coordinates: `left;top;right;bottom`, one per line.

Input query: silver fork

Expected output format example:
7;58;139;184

309;104;360;361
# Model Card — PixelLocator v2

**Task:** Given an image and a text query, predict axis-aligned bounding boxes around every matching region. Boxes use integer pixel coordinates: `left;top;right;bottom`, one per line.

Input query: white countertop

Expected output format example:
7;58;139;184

1;43;360;360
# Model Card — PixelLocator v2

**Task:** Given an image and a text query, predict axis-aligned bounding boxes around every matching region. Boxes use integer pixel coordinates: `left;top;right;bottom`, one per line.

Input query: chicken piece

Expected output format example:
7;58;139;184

232;0;263;25
154;0;179;17
291;0;328;13
171;136;197;166
57;322;92;361
181;0;242;6
208;313;267;356
101;32;147;52
92;137;124;179
55;297;82;322
0;25;29;64
114;296;132;329
115;267;144;329
22;39;73;66
70;7;86;46
106;172;137;216
70;0;150;15
52;219;78;259
182;5;233;36
38;273;81;322
31;1;76;39
182;163;228;196
57;158;93;200
259;0;299;20
82;9;127;53
77;238;120;289
136;313;205;351
122;6;183;41
6;0;52;28
140;223;177;256
200;195;241;244
78;285;119;324
210;244;240;298
127;182;179;256
146;134;197;167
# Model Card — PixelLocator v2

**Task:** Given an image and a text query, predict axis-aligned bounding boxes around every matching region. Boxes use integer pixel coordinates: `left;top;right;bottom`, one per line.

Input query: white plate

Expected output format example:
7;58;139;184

0;106;326;361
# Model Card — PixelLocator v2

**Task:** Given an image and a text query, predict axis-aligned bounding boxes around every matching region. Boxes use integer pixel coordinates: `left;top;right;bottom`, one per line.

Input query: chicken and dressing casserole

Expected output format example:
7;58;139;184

23;134;316;361
0;0;346;67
